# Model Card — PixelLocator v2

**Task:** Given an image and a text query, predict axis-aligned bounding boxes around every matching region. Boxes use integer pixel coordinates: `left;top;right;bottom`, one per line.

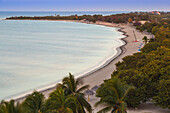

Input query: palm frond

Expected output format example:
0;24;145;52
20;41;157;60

65;107;74;113
120;85;135;101
56;83;63;89
0;100;22;113
77;85;89;93
97;106;112;113
22;91;44;113
76;94;92;113
108;86;120;101
95;100;104;107
62;75;74;93
57;73;92;113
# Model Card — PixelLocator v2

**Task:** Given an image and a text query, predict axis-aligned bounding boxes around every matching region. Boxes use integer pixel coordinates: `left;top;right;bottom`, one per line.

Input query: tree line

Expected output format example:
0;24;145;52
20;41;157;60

1;12;170;113
6;12;170;24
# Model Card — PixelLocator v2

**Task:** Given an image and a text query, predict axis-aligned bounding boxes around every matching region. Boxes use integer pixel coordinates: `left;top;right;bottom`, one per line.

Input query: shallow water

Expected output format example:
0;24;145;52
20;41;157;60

0;20;124;100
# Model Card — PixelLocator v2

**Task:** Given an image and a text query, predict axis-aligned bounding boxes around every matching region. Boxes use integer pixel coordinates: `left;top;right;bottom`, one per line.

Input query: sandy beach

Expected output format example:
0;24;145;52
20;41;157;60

11;20;169;113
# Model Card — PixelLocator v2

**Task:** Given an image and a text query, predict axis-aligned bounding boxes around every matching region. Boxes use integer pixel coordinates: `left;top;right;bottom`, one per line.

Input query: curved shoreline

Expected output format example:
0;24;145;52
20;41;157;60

3;20;127;102
4;20;169;113
4;20;151;105
76;28;127;79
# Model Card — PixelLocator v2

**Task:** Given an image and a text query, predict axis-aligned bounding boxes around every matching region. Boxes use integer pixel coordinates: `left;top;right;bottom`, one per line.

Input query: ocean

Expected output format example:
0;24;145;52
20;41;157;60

0;11;125;100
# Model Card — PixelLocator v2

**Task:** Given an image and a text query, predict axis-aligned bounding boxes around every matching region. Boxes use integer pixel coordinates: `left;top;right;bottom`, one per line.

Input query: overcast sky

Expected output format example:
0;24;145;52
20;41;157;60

0;0;169;11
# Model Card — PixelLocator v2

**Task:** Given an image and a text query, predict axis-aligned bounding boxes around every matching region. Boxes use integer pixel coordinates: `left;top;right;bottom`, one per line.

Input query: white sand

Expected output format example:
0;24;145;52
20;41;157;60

13;20;169;113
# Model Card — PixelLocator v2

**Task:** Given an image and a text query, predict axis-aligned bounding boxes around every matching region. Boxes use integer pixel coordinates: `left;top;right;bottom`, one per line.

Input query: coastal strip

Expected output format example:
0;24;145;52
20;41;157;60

5;20;151;104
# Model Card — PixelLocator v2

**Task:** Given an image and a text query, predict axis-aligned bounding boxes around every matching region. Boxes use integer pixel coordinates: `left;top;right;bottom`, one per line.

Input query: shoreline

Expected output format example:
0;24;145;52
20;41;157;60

5;19;169;113
4;20;153;112
76;28;127;79
4;20;128;102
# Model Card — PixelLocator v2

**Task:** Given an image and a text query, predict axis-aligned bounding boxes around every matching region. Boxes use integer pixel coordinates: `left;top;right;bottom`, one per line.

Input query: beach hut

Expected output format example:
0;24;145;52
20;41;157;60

84;89;94;102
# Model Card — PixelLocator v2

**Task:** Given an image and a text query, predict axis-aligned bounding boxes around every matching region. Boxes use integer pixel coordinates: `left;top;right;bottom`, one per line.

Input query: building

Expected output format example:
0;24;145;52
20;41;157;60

150;11;161;15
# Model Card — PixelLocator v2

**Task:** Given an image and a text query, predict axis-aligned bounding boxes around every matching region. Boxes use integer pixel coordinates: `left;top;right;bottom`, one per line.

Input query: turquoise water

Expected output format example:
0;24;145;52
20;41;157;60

0;19;124;100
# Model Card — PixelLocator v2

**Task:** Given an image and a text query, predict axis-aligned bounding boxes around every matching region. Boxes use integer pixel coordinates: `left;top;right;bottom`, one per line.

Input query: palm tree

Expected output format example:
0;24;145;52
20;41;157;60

44;88;77;113
95;77;134;113
22;91;45;113
0;100;21;113
142;36;148;44
149;38;155;42
58;73;92;113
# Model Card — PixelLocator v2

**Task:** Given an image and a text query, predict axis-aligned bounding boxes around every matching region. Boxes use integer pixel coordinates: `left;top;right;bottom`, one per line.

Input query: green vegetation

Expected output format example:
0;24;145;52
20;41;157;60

112;21;170;108
22;91;45;113
95;77;134;113
45;88;77;113
0;100;21;113
142;36;148;44
153;78;170;109
57;73;92;113
6;12;170;24
44;73;92;113
0;74;91;113
1;12;170;112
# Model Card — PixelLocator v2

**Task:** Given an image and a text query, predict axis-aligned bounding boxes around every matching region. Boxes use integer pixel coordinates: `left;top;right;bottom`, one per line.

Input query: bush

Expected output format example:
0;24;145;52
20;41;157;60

153;78;170;109
141;42;160;53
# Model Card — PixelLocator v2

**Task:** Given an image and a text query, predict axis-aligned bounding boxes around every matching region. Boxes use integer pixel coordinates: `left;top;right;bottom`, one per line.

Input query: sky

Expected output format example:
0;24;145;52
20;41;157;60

0;0;169;11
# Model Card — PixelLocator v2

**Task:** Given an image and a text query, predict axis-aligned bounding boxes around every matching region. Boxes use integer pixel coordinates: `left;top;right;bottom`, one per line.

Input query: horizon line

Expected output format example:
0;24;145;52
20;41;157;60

0;10;170;12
